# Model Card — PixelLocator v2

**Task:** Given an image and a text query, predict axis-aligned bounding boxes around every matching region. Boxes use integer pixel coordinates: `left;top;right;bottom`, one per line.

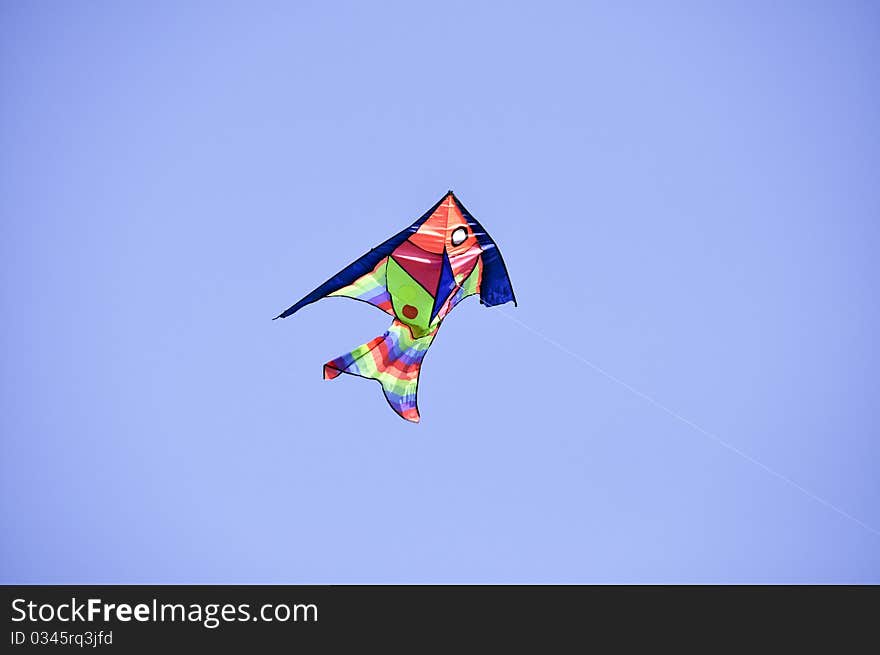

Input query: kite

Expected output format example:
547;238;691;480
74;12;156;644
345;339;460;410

274;191;516;422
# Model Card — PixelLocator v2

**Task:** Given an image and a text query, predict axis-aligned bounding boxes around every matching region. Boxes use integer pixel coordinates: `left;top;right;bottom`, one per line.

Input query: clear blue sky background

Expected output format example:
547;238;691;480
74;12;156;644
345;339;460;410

2;1;878;583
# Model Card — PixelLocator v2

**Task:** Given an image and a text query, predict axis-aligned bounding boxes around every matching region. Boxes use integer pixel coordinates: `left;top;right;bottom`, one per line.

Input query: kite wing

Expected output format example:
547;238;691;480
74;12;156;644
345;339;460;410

452;194;516;308
273;194;449;320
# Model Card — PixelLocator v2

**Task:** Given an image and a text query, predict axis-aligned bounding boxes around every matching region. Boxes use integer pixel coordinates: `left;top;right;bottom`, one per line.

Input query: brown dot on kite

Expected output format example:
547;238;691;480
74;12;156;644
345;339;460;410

402;304;419;319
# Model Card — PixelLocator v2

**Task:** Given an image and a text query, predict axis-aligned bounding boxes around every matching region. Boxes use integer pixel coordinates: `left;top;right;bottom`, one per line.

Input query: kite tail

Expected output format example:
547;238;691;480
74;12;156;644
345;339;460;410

323;320;436;423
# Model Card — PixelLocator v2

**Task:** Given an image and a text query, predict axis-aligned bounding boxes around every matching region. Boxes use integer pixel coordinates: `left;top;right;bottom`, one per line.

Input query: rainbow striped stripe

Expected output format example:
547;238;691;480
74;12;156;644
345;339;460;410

323;320;436;422
328;257;393;314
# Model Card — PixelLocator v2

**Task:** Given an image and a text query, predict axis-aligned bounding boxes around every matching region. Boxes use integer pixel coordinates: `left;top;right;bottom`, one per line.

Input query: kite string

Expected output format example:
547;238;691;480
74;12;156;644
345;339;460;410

497;308;880;538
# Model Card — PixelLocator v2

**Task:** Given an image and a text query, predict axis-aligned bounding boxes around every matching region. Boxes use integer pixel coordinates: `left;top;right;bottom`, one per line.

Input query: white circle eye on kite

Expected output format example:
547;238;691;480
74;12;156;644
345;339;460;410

451;226;468;247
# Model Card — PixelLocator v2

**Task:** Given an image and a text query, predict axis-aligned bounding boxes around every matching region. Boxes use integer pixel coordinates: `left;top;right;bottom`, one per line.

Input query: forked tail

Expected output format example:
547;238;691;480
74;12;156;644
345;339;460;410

323;320;436;422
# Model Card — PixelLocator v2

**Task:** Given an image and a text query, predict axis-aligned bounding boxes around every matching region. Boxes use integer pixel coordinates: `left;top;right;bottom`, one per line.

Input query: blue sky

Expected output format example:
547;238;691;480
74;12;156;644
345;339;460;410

1;1;878;582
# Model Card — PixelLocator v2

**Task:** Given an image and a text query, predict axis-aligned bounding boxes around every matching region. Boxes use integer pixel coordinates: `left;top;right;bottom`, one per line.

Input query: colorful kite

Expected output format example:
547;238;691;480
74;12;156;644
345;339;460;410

275;191;516;422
